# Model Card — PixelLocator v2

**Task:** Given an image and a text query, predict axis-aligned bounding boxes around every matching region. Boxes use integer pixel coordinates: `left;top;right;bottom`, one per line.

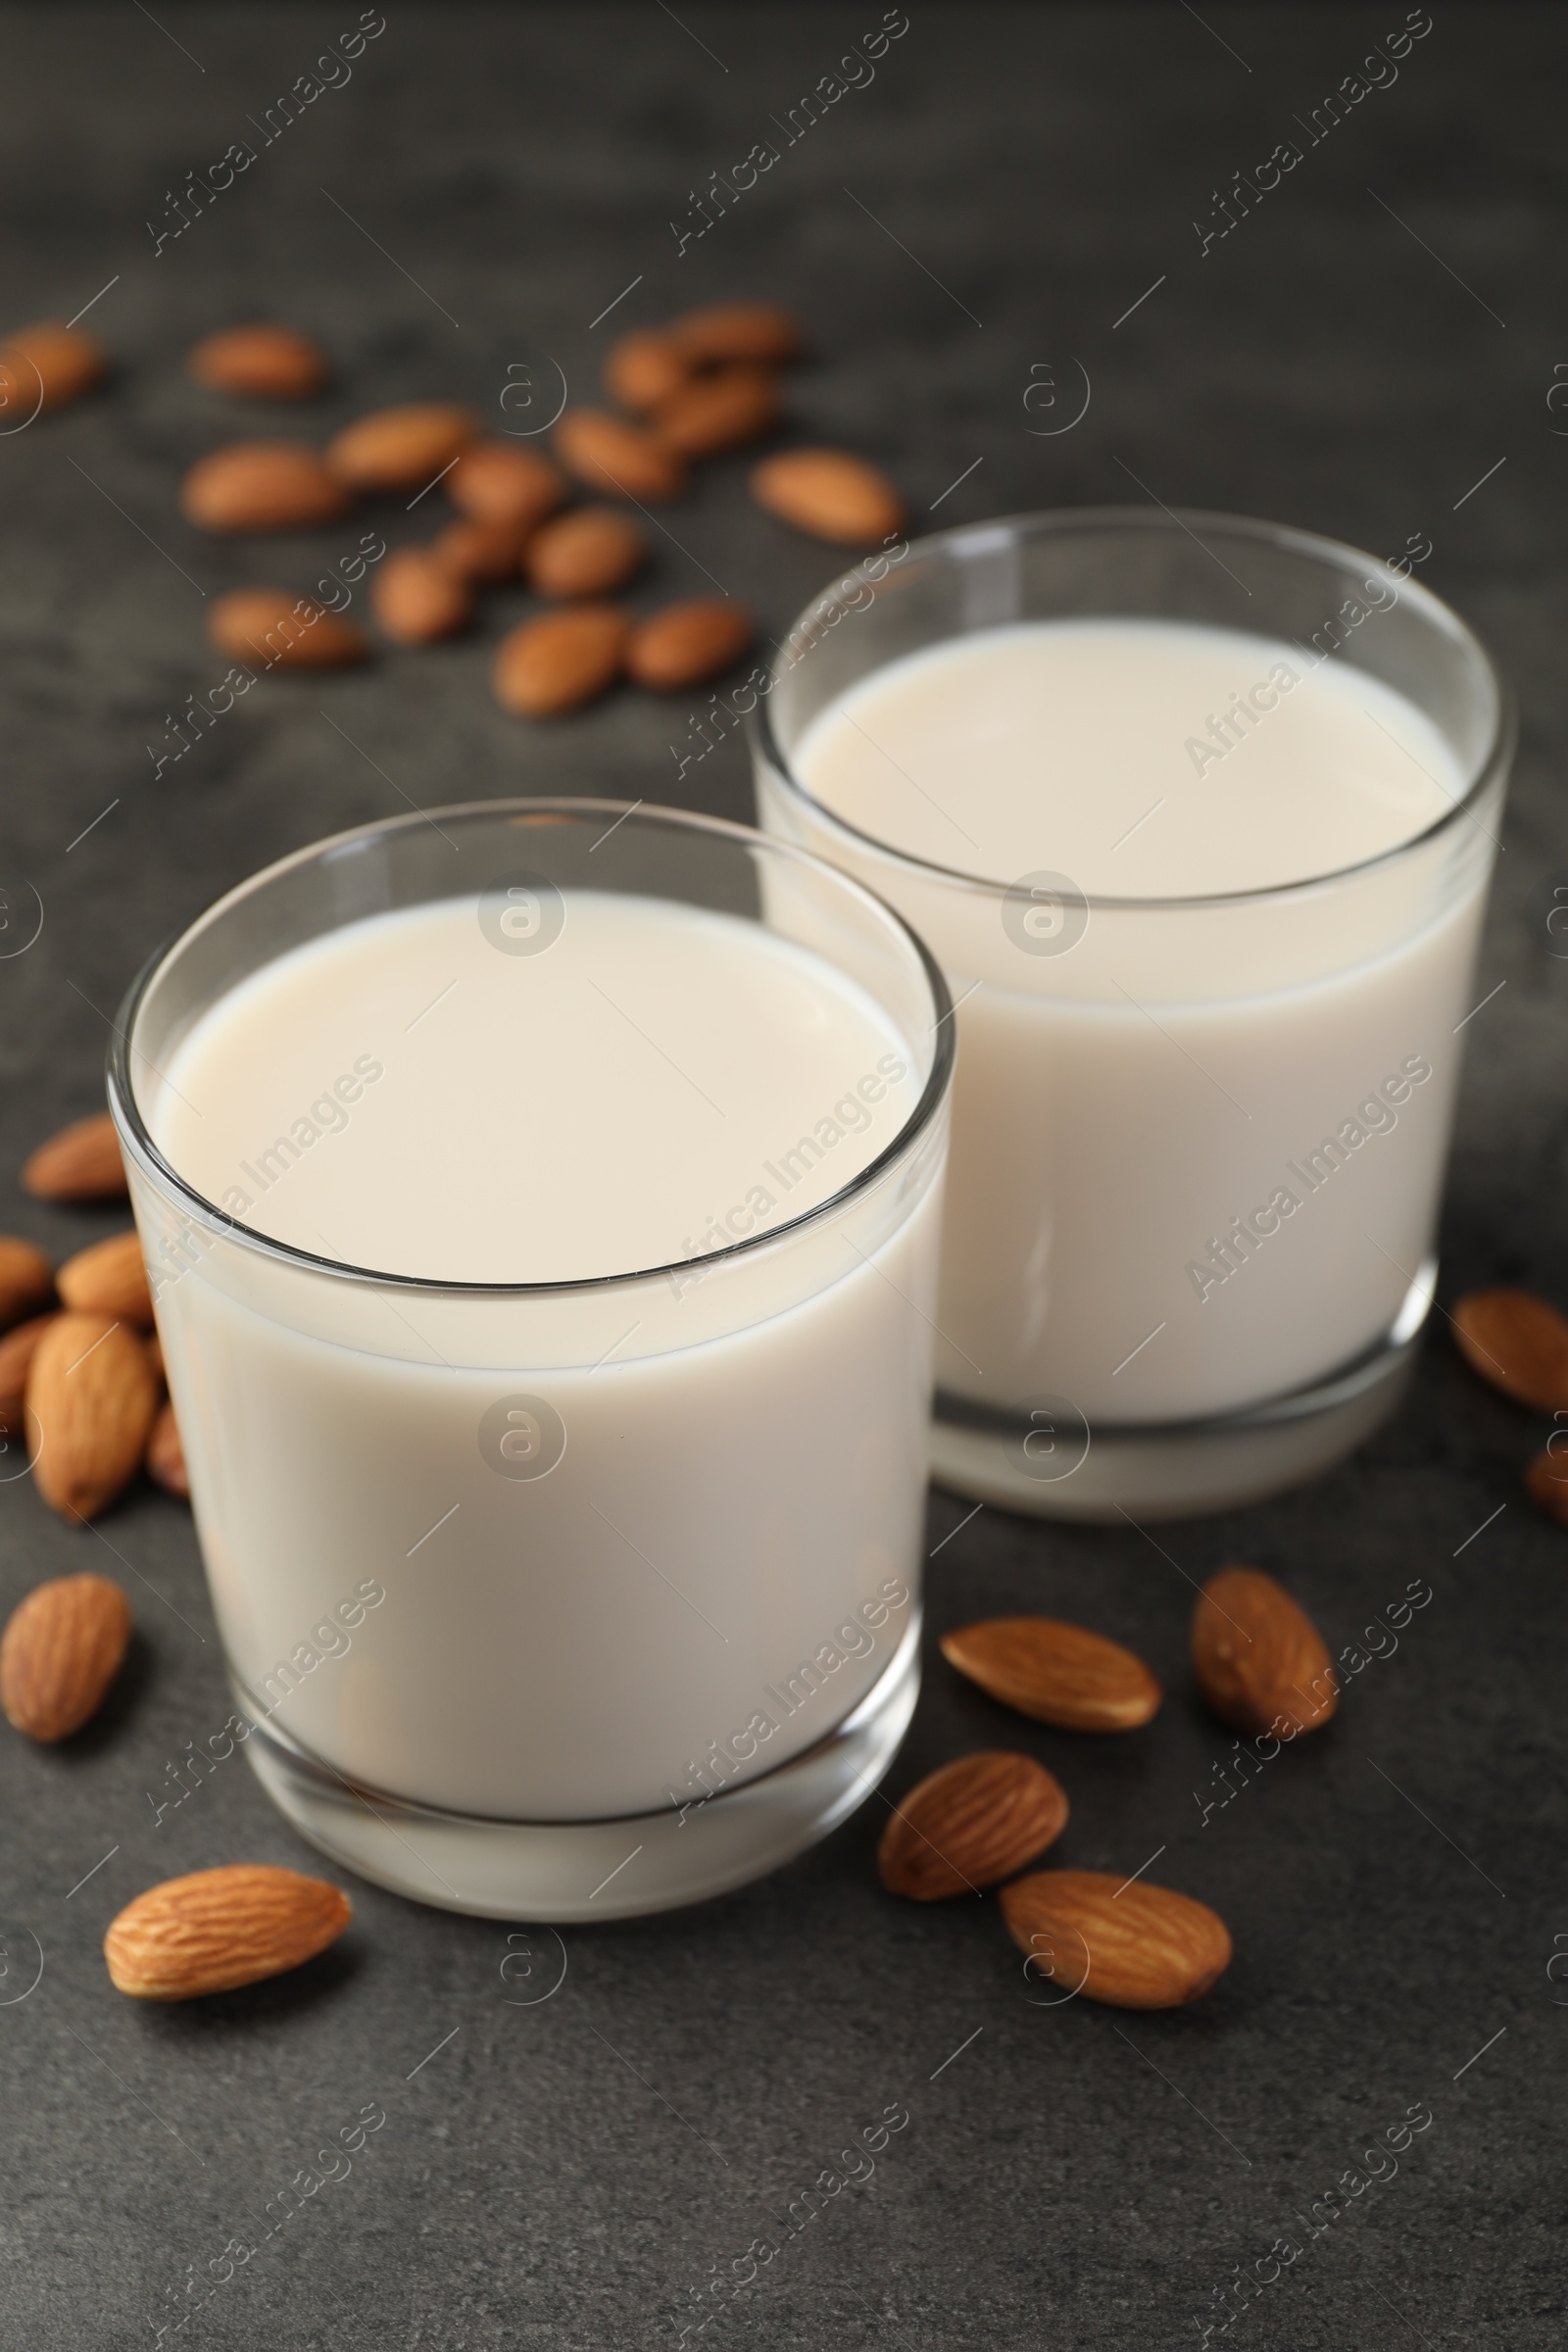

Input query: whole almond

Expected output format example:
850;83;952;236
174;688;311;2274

146;1399;189;1498
22;1111;126;1202
210;588;368;670
0;1573;132;1740
1525;1445;1568;1526
57;1232;154;1328
752;448;904;544
145;1331;165;1387
105;1865;352;2000
1001;1870;1232;2009
370;547;472;644
1192;1566;1337;1738
493;606;629;718
656;366;780;460
181;442;350;533
447;439;566;530
941;1616;1161;1734
188;323;327;400
0;1313;57;1437
672;303;805;366
1452;1286;1568;1412
555;409;686;502
327;402;477;493
527;507;647;599
0;1237;53;1332
606;328;693;412
627;600;754;691
26;1311;160;1521
880;1751;1067;1899
435;513;530;585
0;318;106;415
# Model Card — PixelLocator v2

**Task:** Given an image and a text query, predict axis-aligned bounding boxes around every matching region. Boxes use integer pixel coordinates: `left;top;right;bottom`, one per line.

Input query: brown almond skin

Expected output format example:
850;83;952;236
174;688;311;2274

22;1111;126;1202
1001;1870;1233;2010
606;328;693;412
1525;1446;1568;1526
188;324;327;400
0;319;107;415
56;1232;154;1329
447;438;567;530
555;409;686;503
370;548;472;645
435;514;530;585
0;1313;58;1436
941;1617;1162;1734
105;1865;351;2001
0;1237;54;1333
146;1399;189;1498
627;600;755;692
656;366;780;459
181;442;351;533
209;589;368;671
1192;1566;1337;1738
672;303;805;367
0;1573;132;1740
879;1751;1068;1900
527;507;647;599
1452;1287;1568;1412
493;606;629;718
26;1312;160;1521
751;448;904;545
326;402;477;493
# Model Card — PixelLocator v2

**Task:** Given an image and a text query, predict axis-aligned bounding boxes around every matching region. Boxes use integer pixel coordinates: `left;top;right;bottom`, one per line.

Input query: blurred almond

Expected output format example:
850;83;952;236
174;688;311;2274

1192;1566;1337;1738
370;547;471;644
434;514;529;585
555;409;686;502
181;442;350;533
0;319;106;415
941;1616;1161;1734
656;366;779;459
105;1865;351;2000
878;1751;1067;1900
0;1238;53;1333
22;1111;126;1202
327;402;476;493
1452;1286;1568;1412
0;1572;131;1740
0;1313;57;1437
627;599;754;691
493;606;628;718
447;438;566;530
672;303;804;366
146;1399;189;1498
606;328;692;412
26;1312;159;1521
187;323;327;400
1524;1445;1568;1525
145;1331;165;1388
1001;1870;1233;2009
210;588;368;670
752;448;904;544
526;506;647;599
57;1232;153;1328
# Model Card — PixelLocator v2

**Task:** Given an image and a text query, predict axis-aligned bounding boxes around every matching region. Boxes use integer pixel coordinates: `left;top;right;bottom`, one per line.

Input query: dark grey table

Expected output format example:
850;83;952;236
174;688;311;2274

2;6;1562;2345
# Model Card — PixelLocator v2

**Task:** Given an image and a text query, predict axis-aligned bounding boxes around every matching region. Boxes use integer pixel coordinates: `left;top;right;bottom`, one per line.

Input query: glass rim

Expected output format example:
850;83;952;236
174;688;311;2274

754;503;1516;912
107;797;956;1299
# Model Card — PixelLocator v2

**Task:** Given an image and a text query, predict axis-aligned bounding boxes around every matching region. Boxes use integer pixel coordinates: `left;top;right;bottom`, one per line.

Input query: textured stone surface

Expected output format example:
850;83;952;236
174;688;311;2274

0;6;1562;2345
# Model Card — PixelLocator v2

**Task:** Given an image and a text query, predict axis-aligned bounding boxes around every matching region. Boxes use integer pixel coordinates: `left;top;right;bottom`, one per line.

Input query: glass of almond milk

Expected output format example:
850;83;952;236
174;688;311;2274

755;510;1512;1519
109;804;952;1918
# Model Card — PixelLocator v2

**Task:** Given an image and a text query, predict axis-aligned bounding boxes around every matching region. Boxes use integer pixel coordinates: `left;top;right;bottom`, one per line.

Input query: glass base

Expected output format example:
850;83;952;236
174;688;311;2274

235;1615;920;1921
929;1259;1434;1523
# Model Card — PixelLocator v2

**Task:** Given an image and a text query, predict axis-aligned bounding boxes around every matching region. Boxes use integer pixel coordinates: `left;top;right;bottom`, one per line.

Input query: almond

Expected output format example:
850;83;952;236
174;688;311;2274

1001;1870;1233;2009
655;365;780;459
0;318;106;414
1192;1565;1337;1738
0;1573;131;1740
22;1111;127;1201
434;513;530;585
555;409;686;503
326;402;477;493
751;447;904;544
447;438;566;530
145;1331;165;1387
181;442;351;533
370;547;472;644
105;1865;352;2000
493;606;629;718
1525;1446;1568;1525
187;323;327;400
878;1751;1067;1899
0;1238;53;1332
1452;1286;1568;1411
941;1616;1162;1733
606;328;693;412
627;599;754;691
26;1311;160;1521
210;588;368;670
146;1399;189;1498
672;303;805;367
527;507;647;599
57;1232;154;1328
0;1313;57;1437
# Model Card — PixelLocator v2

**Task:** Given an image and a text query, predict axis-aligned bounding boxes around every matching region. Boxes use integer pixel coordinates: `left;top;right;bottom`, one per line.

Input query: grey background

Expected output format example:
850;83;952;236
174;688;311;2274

1;5;1563;2346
